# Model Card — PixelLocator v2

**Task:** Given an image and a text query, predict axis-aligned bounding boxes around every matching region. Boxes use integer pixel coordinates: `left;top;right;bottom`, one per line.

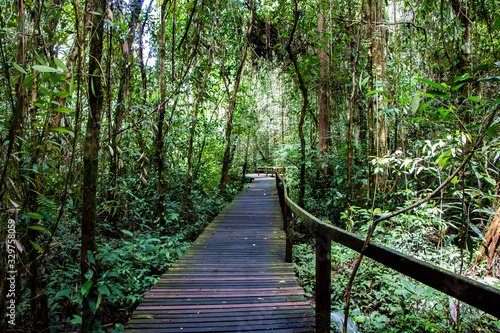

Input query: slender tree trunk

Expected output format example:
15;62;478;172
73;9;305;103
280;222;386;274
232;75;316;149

347;17;361;209
373;0;387;159
285;0;307;207
366;0;375;200
242;135;251;178
108;0;144;229
81;0;106;330
317;10;330;160
220;5;254;191
185;47;213;206
138;0;154;102
156;0;167;238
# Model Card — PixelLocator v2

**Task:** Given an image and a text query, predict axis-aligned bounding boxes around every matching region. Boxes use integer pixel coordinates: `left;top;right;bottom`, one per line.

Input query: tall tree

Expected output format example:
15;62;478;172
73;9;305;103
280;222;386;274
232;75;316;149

285;0;307;207
155;0;168;238
220;3;254;191
108;0;144;228
81;0;107;330
317;9;330;161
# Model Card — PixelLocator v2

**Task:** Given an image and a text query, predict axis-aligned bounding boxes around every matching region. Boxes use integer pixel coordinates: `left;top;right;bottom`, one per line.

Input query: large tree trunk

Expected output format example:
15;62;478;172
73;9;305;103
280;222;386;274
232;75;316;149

108;0;144;229
81;0;106;330
220;5;254;191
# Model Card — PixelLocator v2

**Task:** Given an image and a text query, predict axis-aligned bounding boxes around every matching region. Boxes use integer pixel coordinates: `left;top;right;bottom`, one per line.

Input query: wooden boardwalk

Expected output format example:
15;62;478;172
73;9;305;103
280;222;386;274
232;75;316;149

124;175;315;332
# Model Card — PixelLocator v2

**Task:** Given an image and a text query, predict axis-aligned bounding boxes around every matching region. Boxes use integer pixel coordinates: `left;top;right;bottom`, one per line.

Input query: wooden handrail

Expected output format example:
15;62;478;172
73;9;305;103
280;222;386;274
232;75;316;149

275;172;500;331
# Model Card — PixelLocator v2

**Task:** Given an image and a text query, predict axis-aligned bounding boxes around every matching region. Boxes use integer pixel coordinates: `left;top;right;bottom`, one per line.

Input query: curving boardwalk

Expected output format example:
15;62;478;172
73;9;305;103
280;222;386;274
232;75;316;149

124;175;314;332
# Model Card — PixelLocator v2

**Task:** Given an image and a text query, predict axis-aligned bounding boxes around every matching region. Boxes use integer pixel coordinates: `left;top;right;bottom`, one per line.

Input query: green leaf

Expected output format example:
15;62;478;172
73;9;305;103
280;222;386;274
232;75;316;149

28;225;46;231
122;229;133;236
55;91;70;98
466;221;487;244
11;62;27;74
22;74;37;88
54;58;69;72
415;78;446;91
29;240;44;253
365;90;385;97
32;65;59;73
26;212;44;219
70;315;82;325
55;289;72;299
493;16;500;31
87;250;95;265
81;280;93;297
51;127;75;138
484;176;497;186
54;107;74;113
411;94;420;113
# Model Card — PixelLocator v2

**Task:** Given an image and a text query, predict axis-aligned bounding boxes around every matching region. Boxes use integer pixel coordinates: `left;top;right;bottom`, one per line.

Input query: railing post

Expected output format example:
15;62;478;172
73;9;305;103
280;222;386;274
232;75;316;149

285;189;292;263
316;232;331;332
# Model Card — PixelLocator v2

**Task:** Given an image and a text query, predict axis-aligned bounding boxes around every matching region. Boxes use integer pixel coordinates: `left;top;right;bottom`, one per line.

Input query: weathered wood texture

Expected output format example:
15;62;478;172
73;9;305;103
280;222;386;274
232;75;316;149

124;176;314;332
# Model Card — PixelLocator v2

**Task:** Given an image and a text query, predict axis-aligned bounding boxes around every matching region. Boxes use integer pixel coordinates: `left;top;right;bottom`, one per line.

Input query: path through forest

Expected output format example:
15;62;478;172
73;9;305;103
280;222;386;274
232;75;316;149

124;175;314;332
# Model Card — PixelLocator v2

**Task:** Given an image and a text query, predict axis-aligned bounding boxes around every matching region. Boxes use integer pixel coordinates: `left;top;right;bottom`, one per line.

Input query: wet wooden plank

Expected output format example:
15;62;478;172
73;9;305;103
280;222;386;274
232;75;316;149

124;176;314;332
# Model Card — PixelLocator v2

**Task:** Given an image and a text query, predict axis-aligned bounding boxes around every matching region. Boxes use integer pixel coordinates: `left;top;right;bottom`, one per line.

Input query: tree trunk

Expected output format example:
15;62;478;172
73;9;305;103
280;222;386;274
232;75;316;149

108;0;144;229
347;16;361;209
317;11;330;159
373;0;387;159
366;0;375;200
156;0;167;238
220;5;254;191
185;47;213;207
81;0;106;330
285;0;307;207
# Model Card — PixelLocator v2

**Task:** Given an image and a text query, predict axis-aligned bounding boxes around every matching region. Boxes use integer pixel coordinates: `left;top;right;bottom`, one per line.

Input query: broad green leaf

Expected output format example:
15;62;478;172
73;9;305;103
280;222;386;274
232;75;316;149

29;240;44;253
87;250;95;265
484;176;497;186
22;74;37;88
466;221;487;243
493;16;500;31
11;62;27;74
28;225;46;231
380;99;393;104
51;127;75;138
55;91;70;98
54;107;74;113
81;280;93;296
33;65;59;73
415;78;446;91
411;94;420;113
70;315;82;325
54;58;69;72
473;64;489;72
26;212;44;219
55;289;72;299
122;229;133;236
365;90;385;97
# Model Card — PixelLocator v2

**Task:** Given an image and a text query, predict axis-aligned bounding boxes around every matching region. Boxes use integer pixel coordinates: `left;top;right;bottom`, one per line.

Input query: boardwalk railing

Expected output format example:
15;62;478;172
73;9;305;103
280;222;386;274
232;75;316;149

256;166;276;176
275;172;500;331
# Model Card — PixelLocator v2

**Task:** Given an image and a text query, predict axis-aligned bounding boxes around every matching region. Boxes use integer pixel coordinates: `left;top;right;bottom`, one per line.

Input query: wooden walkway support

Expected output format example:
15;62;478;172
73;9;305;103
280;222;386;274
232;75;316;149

124;175;314;332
